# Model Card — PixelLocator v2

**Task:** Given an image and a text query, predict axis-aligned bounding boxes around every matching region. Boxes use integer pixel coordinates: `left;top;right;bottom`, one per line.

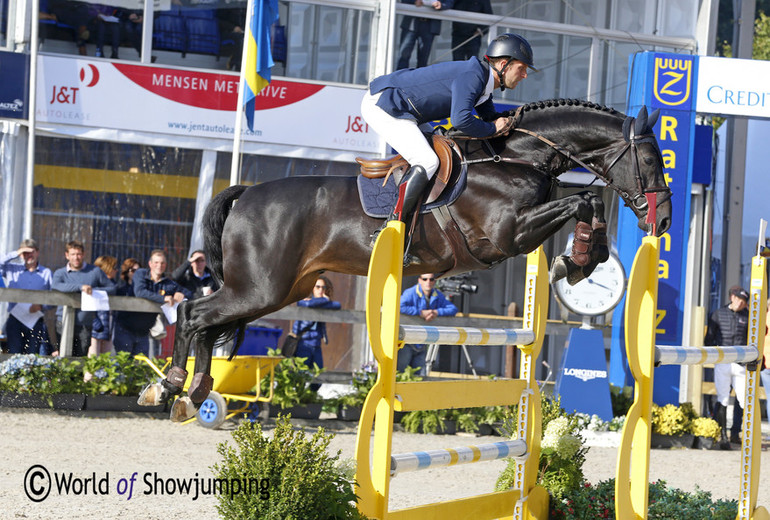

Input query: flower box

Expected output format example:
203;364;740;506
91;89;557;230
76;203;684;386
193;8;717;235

268;402;323;420
85;394;166;412
1;392;86;410
337;404;362;422
693;435;717;450
650;433;694;449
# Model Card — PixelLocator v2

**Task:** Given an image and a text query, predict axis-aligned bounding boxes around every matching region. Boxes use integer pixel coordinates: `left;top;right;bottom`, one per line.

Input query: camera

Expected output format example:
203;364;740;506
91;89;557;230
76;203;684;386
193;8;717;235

436;274;478;296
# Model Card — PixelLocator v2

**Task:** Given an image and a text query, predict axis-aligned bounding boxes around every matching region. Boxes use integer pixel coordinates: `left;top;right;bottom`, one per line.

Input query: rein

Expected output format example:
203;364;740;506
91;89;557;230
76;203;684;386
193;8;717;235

463;121;673;212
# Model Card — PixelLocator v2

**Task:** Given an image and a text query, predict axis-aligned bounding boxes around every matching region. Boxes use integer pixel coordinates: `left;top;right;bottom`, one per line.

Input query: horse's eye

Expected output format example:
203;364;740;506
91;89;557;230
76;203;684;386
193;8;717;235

644;156;655;165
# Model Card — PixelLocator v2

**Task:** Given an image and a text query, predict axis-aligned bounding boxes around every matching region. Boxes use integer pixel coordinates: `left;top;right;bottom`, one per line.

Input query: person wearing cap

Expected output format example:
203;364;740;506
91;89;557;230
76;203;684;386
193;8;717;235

398;273;458;375
171;250;220;300
0;239;56;355
361;32;537;257
705;285;750;449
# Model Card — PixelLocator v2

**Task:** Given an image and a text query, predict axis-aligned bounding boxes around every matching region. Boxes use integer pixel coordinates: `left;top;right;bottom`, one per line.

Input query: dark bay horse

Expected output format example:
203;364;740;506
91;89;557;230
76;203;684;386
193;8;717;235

138;99;672;419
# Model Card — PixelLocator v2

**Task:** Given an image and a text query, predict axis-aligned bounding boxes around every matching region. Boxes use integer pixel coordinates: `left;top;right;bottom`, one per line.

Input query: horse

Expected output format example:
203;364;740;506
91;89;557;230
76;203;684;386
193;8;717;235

138;99;672;420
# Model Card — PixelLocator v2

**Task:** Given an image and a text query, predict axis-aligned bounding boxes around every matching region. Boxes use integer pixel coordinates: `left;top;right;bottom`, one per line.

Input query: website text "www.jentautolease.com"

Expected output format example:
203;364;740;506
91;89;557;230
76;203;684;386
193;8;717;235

23;465;270;502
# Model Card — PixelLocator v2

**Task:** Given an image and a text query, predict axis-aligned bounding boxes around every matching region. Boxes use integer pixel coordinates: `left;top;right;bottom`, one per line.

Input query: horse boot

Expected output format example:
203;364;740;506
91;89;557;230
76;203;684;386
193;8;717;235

714;402;731;450
137;366;187;407
170;373;214;422
370;165;430;263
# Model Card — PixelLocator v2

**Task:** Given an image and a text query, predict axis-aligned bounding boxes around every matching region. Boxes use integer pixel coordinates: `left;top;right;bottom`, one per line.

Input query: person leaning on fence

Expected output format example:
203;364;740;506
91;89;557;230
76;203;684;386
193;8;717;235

451;0;492;61
292;276;341;374
51;240;116;357
705;285;750;449
172;250;219;300
398;273;458;375
88;255;118;358
0;239;56;356
133;250;192;329
396;0;454;71
112;258;156;356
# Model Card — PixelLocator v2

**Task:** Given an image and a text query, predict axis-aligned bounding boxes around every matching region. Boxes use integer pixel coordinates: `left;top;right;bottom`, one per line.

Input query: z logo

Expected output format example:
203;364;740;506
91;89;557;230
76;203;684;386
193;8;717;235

653;56;692;107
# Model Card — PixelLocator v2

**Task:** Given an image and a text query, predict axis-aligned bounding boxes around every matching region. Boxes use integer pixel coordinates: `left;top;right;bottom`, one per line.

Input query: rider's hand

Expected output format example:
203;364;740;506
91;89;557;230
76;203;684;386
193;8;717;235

494;117;510;134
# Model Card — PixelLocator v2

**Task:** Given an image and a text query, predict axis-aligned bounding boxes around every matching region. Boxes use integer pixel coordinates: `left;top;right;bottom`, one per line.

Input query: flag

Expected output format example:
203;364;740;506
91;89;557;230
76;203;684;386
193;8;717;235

243;0;279;132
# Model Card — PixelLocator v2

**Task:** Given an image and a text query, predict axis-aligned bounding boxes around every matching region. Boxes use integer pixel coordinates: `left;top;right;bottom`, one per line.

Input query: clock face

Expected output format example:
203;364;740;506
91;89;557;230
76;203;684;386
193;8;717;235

553;253;627;316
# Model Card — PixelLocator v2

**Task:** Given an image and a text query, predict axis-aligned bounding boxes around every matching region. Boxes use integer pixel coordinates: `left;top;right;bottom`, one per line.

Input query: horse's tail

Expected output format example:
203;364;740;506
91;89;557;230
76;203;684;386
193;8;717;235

203;184;248;286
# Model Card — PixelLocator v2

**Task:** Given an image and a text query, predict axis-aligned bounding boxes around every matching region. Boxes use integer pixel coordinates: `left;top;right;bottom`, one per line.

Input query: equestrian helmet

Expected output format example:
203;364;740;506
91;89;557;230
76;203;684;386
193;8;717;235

486;33;538;71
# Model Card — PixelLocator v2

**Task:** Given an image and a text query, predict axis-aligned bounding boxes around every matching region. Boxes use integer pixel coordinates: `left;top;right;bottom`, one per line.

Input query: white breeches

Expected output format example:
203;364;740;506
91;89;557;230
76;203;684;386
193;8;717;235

360;90;439;179
714;362;746;408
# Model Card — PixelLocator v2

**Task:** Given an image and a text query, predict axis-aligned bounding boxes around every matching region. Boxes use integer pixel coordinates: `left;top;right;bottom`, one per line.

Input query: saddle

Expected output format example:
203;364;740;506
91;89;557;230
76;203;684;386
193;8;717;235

355;134;460;204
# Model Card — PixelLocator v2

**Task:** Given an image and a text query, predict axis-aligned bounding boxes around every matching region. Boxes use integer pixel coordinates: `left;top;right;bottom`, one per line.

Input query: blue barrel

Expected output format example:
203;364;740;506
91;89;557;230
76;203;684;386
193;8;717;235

237;327;284;355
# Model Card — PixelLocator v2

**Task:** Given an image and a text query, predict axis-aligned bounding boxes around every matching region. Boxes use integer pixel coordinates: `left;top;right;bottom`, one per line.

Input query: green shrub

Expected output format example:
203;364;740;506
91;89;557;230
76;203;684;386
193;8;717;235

496;396;587;498
550;479;737;519
610;385;634;417
259;349;322;409
213;415;367;520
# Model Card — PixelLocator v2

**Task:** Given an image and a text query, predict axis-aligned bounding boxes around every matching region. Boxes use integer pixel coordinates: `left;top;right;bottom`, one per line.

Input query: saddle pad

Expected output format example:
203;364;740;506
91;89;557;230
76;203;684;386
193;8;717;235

357;167;468;218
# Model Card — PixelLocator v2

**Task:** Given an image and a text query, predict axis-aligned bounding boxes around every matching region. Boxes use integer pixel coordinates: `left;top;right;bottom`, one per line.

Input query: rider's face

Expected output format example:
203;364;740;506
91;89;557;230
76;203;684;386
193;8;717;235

501;60;528;90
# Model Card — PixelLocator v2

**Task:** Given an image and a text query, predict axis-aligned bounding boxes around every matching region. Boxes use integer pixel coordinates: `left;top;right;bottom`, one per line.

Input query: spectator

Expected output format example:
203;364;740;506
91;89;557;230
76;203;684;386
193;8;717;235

217;7;246;71
113;257;155;356
51;240;116;357
399;273;457;374
0;239;56;356
91;4;121;58
291;275;341;372
705;285;750;449
42;0;93;56
396;0;454;70
760;298;770;434
119;9;144;57
133;249;193;313
88;255;118;356
172;250;219;299
451;0;492;61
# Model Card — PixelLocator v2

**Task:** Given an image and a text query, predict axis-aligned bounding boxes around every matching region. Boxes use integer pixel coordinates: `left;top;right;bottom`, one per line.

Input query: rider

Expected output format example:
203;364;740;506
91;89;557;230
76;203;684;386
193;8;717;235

361;33;537;254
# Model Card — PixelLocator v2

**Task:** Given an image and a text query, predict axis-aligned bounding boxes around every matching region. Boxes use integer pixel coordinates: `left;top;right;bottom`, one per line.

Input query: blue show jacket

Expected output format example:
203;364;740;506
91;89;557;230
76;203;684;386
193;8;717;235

369;57;499;137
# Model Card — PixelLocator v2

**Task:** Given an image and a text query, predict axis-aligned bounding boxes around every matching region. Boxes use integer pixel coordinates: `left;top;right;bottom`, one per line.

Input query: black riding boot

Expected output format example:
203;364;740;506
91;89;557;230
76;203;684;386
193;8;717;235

370;165;430;257
714;402;731;450
731;401;744;444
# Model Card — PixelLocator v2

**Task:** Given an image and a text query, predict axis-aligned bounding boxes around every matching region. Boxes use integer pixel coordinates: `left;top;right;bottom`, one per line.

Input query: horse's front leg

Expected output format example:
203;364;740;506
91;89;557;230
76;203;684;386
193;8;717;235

552;192;610;285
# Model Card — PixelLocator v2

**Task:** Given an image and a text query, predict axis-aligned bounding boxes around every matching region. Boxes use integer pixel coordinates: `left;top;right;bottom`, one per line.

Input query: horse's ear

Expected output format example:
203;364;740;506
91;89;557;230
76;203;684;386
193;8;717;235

622;116;633;141
646;108;660;131
634;106;648;136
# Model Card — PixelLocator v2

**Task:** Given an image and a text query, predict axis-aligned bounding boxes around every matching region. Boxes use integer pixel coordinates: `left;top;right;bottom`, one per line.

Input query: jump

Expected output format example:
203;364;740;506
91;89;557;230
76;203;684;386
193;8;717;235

138;99;672;420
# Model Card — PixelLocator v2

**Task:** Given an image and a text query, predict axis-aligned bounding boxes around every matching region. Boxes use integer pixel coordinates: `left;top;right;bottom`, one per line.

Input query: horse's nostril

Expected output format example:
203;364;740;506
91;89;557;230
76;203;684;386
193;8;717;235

659;217;670;235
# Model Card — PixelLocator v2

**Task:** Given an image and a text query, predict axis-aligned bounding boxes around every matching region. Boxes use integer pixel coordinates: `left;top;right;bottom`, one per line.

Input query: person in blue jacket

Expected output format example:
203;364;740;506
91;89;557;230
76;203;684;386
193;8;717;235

361;33;537;254
399;273;458;374
293;276;341;372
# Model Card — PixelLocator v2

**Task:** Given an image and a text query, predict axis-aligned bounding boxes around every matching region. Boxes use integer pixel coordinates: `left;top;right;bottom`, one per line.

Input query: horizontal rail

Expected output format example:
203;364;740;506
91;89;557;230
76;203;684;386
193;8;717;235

655;345;760;366
399;325;535;346
394;379;527;411
390;440;527;477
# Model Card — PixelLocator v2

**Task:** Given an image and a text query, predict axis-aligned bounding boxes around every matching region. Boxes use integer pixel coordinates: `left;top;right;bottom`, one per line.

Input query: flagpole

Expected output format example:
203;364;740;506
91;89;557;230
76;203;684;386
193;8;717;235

230;0;256;187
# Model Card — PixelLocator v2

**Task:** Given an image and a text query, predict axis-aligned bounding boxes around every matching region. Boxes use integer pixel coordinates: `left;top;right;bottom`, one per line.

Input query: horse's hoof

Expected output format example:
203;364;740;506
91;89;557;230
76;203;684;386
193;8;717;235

566;266;587;286
550;256;569;283
169;396;198;422
137;382;165;406
188;373;214;404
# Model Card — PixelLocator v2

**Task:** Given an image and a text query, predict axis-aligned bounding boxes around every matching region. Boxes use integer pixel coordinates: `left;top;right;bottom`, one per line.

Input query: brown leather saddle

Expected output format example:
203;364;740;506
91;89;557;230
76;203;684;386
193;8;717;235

355;134;462;204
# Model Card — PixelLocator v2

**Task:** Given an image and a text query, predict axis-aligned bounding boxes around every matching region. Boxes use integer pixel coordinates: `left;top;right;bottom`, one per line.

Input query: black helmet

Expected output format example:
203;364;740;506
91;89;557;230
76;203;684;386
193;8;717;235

486;33;538;71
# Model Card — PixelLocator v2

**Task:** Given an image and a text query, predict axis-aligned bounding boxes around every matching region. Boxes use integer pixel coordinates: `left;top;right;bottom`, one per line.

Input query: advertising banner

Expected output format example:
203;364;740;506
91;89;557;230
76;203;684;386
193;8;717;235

0;51;30;120
36;55;381;155
696;56;770;118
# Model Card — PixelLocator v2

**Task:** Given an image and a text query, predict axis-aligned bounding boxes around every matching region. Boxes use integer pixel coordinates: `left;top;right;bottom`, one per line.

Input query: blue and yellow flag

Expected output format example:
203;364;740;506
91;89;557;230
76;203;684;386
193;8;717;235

244;0;279;131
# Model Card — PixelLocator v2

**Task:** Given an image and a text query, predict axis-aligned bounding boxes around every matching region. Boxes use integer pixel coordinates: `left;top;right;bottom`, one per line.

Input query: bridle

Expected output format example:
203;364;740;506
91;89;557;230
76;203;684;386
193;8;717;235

462;116;672;214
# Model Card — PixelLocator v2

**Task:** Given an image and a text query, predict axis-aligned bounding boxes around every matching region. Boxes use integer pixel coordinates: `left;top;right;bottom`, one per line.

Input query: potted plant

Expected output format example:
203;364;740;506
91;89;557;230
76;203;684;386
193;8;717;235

83;352;168;411
692;416;721;449
260;350;323;419
651;403;695;448
0;354;85;409
334;366;377;421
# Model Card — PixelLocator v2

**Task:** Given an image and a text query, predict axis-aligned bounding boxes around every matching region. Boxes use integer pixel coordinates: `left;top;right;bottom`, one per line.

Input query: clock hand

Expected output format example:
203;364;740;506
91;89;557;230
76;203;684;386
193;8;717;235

587;279;612;291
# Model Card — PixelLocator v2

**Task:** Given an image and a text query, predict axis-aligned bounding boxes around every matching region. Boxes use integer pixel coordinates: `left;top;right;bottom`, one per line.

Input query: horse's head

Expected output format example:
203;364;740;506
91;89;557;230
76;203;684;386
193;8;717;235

603;106;672;236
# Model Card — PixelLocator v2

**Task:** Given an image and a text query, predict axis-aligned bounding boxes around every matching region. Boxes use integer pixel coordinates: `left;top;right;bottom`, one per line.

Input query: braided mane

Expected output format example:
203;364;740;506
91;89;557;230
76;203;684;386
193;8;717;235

504;98;618;126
